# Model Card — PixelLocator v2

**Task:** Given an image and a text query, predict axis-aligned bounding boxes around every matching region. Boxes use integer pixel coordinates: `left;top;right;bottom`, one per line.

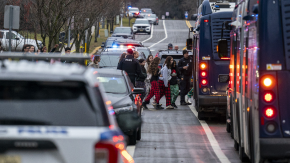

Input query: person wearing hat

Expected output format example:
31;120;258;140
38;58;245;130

168;43;173;50
135;59;147;101
178;50;193;105
118;49;142;86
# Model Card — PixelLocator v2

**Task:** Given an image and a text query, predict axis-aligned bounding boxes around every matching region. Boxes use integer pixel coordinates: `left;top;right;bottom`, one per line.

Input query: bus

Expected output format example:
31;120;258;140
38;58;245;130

218;0;290;162
192;0;234;120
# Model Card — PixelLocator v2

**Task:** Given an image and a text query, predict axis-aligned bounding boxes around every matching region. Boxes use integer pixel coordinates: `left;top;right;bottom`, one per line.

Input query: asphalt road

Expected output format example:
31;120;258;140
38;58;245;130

128;20;245;163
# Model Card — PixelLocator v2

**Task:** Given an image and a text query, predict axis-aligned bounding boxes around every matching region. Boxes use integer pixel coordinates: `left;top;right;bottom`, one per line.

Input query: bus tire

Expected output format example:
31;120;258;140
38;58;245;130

129;130;137;145
226;122;231;133
198;111;204;120
239;146;249;162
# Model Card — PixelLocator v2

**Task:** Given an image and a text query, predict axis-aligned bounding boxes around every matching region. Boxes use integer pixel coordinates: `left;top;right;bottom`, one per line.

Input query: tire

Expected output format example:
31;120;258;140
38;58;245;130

137;125;141;140
234;140;239;151
239;146;249;162
129;130;137;145
226;122;231;133
198;110;204;120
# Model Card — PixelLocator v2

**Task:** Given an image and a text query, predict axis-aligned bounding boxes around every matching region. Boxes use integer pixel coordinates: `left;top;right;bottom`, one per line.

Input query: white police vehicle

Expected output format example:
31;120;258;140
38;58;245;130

0;53;135;163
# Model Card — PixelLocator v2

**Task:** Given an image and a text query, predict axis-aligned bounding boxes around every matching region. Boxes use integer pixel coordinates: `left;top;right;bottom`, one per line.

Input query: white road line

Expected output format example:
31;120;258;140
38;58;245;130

141;25;154;43
149;20;168;48
126;145;136;158
188;105;231;163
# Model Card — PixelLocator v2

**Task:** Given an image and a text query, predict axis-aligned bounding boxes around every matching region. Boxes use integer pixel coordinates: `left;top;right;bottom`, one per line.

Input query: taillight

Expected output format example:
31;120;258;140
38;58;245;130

128;45;133;49
95;142;118;163
261;75;275;89
201;71;207;77
204;20;209;22
265;107;275;118
264;92;274;103
201;79;207;85
263;78;272;87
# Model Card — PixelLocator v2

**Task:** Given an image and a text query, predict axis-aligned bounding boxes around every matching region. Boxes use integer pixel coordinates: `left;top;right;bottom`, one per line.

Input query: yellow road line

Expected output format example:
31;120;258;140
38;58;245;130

185;20;193;28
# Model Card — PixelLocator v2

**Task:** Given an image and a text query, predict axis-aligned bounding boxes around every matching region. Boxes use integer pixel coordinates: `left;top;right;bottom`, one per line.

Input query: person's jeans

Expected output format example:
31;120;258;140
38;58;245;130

180;76;190;103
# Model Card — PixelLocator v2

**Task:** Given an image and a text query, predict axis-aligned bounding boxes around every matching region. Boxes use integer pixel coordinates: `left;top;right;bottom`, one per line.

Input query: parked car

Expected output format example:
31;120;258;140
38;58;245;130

135;47;152;58
126;7;140;18
0;54;136;163
132;19;151;35
139;8;153;18
0;30;42;51
96;69;144;145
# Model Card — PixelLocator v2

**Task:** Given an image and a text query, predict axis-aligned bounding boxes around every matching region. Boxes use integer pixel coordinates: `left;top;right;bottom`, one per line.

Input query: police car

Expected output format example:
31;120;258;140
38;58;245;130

0;54;135;163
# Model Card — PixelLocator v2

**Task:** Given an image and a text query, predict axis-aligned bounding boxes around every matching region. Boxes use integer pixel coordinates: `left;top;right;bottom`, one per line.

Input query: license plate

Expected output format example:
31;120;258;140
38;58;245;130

0;156;21;163
139;29;143;31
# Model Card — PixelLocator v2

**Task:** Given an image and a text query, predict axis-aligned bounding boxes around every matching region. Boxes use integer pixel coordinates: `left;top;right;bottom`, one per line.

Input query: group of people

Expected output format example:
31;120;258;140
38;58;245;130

117;47;193;110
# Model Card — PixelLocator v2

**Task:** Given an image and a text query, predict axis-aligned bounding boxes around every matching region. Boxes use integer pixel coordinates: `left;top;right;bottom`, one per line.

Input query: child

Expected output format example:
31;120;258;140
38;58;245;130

135;59;147;101
170;60;180;108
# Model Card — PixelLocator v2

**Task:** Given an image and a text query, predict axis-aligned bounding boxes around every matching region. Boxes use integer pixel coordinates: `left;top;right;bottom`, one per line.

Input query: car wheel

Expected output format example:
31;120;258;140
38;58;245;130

128;130;137;145
137;125;141;140
197;110;204;120
148;32;151;35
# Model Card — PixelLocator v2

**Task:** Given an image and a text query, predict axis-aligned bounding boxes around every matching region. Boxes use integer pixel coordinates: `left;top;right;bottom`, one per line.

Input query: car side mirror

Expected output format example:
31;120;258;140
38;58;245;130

101;45;104;48
102;42;105;44
15;37;20;40
191;14;197;21
217;39;228;59
196;25;200;31
133;88;144;94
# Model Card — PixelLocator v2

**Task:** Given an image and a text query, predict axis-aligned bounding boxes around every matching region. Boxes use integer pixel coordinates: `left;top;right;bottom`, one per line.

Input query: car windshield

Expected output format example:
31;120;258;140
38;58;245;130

114;28;131;34
129;8;139;12
137;49;150;57
97;75;127;94
135;19;150;24
0;81;104;126
99;54;121;67
142;9;152;13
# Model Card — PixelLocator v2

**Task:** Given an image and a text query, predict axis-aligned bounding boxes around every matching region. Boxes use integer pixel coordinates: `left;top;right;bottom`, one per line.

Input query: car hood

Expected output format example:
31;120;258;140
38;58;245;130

133;24;150;27
105;93;132;108
146;18;156;21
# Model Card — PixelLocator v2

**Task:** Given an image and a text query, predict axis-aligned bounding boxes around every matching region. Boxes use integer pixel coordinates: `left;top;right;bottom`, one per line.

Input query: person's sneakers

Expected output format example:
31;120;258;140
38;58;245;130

142;101;149;110
180;101;188;105
172;103;178;108
186;102;192;105
152;102;157;106
155;104;164;110
166;105;174;109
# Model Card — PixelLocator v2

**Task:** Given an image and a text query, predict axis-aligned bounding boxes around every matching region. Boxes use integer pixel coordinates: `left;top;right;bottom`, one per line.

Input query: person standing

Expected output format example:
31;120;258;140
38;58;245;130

135;59;147;101
88;55;101;68
143;54;153;102
178;50;193;105
159;56;174;109
118;49;142;86
170;60;181;108
142;57;164;110
133;51;139;59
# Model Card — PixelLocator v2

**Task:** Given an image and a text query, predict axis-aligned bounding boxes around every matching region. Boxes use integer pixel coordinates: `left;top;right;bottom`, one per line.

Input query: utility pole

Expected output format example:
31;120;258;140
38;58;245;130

8;6;13;52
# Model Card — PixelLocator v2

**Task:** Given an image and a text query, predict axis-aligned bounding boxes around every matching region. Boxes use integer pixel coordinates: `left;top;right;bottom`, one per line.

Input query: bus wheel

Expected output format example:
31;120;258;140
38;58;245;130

226;122;231;133
198;111;204;120
239;146;249;162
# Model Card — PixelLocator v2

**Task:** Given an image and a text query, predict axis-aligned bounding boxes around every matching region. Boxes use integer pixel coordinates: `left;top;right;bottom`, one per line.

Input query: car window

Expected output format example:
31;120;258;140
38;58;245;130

99;55;120;67
0;32;4;39
97;75;128;94
114;28;131;34
129;8;139;12
135;19;150;24
0;81;105;126
141;9;152;13
106;40;114;47
6;32;16;39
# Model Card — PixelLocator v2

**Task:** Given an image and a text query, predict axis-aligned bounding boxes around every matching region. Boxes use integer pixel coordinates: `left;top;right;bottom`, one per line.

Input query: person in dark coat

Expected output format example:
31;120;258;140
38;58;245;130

135;59;147;101
170;60;181;108
117;49;142;86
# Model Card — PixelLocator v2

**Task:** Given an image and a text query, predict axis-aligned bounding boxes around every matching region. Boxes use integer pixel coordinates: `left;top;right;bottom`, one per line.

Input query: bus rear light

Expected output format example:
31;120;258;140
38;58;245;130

261;75;275;89
265;107;275;118
95;142;118;163
204;20;209;22
201;79;207;85
264;93;274;103
266;123;276;133
221;57;230;60
263;78;272;87
201;71;207;77
200;63;207;70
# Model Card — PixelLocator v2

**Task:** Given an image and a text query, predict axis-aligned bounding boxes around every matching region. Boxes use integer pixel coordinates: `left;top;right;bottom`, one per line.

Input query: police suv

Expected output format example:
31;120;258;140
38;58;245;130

0;54;135;163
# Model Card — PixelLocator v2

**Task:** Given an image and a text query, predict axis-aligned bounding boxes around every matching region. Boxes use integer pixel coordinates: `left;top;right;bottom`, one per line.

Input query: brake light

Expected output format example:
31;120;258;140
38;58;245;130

95;142;118;163
265;107;275;118
200;63;207;70
136;12;139;15
201;71;207;77
128;45;133;49
221;57;230;60
264;93;273;102
201;79;207;85
204;20;209;22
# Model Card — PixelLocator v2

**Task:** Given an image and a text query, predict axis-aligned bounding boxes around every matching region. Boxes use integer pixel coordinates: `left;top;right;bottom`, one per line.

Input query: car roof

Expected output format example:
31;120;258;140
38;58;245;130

158;50;193;55
101;51;124;55
0;60;93;82
96;69;124;76
141;8;151;10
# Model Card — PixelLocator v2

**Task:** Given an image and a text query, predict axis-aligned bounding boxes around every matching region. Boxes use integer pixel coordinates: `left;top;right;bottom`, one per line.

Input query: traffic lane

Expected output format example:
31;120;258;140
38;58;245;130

134;98;221;163
206;120;245;163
